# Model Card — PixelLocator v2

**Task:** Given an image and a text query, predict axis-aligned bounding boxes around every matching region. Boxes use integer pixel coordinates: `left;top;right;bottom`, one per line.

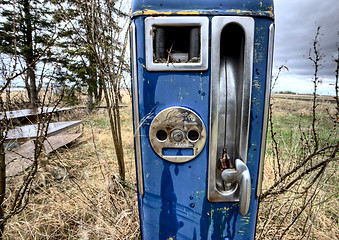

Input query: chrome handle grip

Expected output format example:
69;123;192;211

221;159;251;216
238;159;251;216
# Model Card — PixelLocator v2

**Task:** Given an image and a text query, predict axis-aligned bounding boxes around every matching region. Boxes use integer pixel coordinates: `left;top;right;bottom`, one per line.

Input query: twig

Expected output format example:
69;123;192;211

278;160;327;240
260;142;339;199
166;41;175;66
261;144;338;200
308;26;323;151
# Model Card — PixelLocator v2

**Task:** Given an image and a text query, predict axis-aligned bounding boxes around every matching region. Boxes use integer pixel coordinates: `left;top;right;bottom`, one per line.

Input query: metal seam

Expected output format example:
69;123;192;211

256;23;274;198
131;22;144;196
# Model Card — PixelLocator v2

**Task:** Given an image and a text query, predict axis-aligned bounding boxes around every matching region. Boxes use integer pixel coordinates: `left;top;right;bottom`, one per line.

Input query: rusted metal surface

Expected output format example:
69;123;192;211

131;0;274;18
5;120;82;142
0;107;73;120
133;9;274;18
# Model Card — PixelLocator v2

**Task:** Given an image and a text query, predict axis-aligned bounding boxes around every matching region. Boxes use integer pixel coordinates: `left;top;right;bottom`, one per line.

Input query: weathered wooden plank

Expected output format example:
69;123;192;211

5;120;82;142
5;140;35;177
44;132;82;154
5;132;82;177
0;107;73;120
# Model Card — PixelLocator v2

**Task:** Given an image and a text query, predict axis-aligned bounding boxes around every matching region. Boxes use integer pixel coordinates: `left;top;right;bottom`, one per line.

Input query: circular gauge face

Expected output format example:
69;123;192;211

149;107;206;163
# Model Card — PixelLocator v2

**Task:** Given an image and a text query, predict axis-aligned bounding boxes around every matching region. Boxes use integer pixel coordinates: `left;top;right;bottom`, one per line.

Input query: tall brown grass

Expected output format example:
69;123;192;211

3;93;337;239
257;96;338;240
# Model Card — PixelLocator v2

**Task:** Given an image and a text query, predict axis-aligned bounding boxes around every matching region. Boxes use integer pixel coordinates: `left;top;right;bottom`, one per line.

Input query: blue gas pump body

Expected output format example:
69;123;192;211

130;1;274;239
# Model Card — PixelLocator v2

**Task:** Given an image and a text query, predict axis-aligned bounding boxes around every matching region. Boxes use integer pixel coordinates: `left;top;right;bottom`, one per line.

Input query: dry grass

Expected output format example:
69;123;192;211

4;91;140;239
273;93;335;102
256;95;338;239
2;93;337;239
258;155;338;239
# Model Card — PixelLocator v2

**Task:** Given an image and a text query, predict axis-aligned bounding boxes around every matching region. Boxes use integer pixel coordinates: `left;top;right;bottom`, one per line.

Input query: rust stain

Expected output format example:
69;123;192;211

135;9;201;16
253;79;260;89
133;9;274;18
221;9;274;18
267;4;274;14
177;10;201;15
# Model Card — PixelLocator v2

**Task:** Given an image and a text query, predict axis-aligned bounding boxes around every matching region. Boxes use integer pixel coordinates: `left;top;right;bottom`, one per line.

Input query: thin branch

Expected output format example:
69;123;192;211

261;144;338;200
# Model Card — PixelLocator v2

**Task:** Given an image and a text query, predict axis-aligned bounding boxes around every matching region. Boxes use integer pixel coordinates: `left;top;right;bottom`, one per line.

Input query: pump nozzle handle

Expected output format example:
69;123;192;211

221;159;251;216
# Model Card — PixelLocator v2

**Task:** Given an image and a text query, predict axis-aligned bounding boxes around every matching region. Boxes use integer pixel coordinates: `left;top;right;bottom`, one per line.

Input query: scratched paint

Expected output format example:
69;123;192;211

131;1;274;239
132;9;274;19
131;0;275;19
136;9;202;16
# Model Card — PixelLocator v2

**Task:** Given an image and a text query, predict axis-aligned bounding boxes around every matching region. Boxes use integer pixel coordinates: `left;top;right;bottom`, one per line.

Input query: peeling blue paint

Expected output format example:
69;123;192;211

131;2;274;239
132;0;274;19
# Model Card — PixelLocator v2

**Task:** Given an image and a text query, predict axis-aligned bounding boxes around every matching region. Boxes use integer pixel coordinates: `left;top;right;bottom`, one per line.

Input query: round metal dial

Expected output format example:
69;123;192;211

149;107;207;163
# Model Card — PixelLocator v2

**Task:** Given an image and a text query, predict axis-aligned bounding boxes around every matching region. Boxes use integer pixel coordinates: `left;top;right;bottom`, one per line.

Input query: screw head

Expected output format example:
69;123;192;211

170;129;185;143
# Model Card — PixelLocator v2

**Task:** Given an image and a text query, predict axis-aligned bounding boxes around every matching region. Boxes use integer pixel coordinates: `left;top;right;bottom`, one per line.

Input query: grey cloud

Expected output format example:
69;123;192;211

273;0;339;90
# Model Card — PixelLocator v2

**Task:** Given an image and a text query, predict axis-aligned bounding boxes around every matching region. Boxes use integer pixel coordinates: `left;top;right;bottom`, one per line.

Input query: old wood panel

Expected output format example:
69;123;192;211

5;140;35;177
44;132;82;154
0;107;73;120
6;133;82;177
5;120;82;142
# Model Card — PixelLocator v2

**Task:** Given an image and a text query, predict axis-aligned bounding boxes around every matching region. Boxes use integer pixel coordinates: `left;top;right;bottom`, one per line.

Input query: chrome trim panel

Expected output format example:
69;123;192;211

208;16;254;202
257;23;275;198
131;23;144;196
145;17;209;71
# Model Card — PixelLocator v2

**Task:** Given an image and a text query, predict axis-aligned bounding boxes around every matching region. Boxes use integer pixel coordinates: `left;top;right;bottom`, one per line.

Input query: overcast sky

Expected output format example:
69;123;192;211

273;0;339;95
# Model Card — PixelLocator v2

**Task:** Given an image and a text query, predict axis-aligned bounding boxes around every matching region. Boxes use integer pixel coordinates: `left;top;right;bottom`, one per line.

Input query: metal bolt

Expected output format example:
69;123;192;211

170;129;184;143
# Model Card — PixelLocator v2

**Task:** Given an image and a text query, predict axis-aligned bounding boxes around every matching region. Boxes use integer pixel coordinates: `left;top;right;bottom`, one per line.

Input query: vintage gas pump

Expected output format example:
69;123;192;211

130;0;274;239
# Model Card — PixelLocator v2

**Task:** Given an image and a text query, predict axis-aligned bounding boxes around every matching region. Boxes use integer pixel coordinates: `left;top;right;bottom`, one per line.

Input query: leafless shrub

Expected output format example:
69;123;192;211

3;93;140;239
55;0;130;182
257;27;339;239
0;85;68;238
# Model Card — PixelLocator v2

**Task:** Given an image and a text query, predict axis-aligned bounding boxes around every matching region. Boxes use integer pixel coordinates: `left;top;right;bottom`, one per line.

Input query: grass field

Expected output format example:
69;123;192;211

273;93;336;102
3;93;338;239
257;94;338;239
